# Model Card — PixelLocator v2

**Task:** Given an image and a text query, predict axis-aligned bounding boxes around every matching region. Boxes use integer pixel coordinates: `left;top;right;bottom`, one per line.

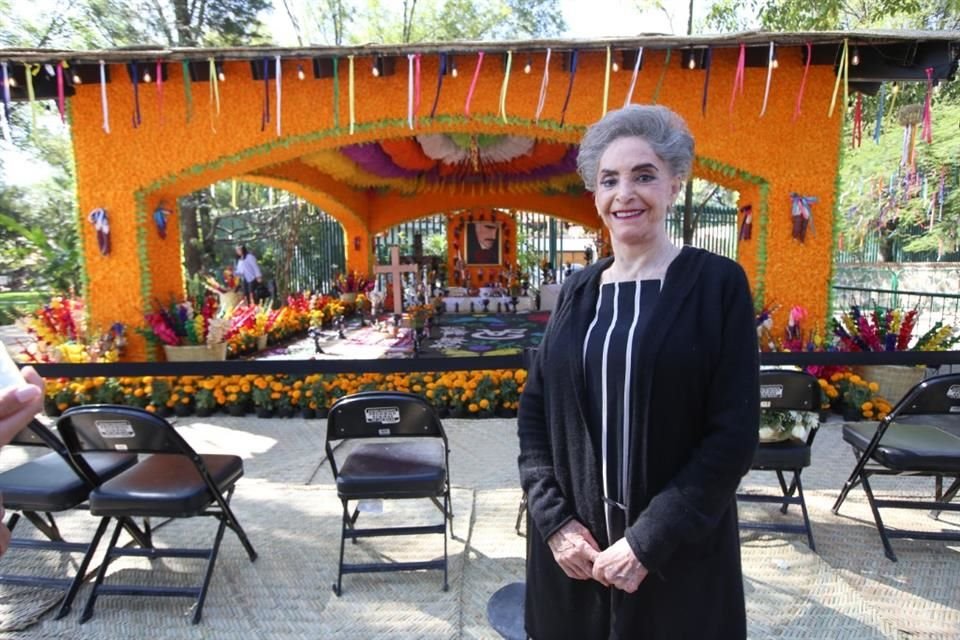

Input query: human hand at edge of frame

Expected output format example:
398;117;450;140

0;366;44;447
546;519;601;580
0;365;44;558
591;537;649;593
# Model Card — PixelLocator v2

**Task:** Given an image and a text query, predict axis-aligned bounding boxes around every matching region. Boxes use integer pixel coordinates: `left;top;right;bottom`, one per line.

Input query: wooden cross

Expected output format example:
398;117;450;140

374;246;418;315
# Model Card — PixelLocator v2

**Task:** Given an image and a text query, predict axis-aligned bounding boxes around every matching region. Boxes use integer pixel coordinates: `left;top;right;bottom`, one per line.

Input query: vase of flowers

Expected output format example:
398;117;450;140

140;298;229;361
334;270;375;304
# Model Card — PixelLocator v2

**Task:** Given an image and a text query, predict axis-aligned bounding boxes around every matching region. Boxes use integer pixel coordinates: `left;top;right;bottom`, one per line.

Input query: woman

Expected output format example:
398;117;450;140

518;105;759;639
235;245;263;305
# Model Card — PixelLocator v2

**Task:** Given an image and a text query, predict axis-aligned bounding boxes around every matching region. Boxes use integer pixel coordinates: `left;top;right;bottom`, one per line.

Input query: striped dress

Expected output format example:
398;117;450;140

583;279;661;544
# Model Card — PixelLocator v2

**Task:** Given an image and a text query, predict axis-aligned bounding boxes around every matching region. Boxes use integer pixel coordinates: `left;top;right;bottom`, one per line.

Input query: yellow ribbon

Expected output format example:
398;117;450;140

208;57;220;132
25;63;40;132
499;50;513;124
828;40;848;118
348;55;355;135
602;46;611;115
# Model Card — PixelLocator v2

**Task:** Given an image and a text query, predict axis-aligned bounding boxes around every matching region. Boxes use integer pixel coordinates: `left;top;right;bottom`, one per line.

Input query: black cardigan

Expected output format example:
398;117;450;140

518;246;759;639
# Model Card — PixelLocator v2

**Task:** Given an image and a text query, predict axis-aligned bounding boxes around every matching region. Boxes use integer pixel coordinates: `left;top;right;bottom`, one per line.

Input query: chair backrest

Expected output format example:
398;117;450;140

56;404;195;458
8;419;60;449
759;369;820;412
886;373;960;418
326;391;445;443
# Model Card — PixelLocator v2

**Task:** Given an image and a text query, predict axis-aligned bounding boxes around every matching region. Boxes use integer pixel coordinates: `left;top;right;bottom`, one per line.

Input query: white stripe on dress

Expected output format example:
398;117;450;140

620;281;643;503
598;282;620;541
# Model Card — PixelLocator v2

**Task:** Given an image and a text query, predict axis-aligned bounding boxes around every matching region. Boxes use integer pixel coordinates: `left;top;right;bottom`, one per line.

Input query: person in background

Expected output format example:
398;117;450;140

235;244;263;306
0;363;45;557
517;105;759;639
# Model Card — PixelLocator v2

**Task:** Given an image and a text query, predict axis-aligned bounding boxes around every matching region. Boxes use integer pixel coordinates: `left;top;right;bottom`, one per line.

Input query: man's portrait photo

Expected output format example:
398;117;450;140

466;221;501;265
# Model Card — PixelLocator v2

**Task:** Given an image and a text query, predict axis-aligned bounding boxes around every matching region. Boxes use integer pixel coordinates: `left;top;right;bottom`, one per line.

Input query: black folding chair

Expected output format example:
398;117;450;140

55;405;257;624
832;373;960;561
738;370;821;550
0;418;137;618
325;391;452;596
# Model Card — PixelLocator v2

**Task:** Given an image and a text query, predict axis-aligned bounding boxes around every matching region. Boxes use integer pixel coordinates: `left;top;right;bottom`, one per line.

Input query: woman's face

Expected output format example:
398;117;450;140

593;136;681;248
235;246;243;257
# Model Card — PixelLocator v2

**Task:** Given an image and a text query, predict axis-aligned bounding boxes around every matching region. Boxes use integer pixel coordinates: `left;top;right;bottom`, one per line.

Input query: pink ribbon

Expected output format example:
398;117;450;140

921;67;933;144
728;44;745;113
55;62;66;122
464;52;484;116
793;42;812;121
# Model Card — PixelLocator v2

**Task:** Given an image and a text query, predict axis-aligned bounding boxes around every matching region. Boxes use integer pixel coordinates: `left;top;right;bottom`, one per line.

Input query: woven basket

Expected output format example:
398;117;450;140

163;342;228;362
853;365;926;403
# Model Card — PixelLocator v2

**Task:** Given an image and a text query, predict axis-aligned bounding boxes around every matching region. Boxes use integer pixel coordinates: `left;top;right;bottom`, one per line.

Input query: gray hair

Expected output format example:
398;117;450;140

576;105;694;192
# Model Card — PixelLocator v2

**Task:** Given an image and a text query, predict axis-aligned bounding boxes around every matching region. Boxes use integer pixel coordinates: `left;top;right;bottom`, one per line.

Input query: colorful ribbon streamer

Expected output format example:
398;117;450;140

181;61;193;123
0;62;10;142
793;42;812;120
464;52;484;116
872;83;885;143
407;54;416;128
560;49;578;126
261;57;270;132
921;67;933;144
623;47;643;107
55;61;66;123
88;208;110;256
348;55;355;134
332;57;340;129
701;47;712;115
156;60;164;125
535;48;551;123
430;53;446;118
129;62;141;128
275;55;283;136
602;46;611;115
729;44;745;113
208;57;220;131
828;39;848;118
499;50;513;124
759;42;774;117
651;48;670;105
852;92;863;148
99;60;110;133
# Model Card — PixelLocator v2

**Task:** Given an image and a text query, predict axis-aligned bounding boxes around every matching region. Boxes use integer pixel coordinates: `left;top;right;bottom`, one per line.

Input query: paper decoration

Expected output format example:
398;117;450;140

153;203;172;239
88;208;110;255
790;194;817;242
739;204;753;240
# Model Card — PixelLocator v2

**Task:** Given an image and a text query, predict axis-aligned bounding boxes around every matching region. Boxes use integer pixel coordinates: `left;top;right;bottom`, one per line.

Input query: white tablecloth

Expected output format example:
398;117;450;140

441;296;534;313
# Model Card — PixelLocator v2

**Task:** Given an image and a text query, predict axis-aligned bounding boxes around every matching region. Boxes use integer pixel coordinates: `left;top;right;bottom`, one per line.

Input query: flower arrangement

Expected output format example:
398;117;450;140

408;303;434;327
758;410;820;443
334;271;375;294
819;370;894;420
833;305;959;352
140;297;227;347
18;296;126;363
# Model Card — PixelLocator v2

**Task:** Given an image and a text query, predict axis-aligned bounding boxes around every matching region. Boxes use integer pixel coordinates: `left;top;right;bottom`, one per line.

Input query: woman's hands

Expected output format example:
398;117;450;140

547;521;649;592
591;537;649;593
546;519;600;580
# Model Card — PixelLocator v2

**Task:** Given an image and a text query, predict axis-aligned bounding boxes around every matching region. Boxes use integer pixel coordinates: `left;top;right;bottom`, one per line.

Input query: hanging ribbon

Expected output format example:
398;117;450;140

275;55;282;136
129;62;141;128
407;54;416;128
887;83;899;123
464;51;484;116
828;39;848;118
88;208;110;256
729;44;745;113
793;42;812;120
55;61;67;123
24;63;41;133
560;49;578;126
499;50;513;124
872;83;885;143
535;48;551;122
701;47;712;115
155;60;164;125
414;53;422;120
651;48;670;104
602;46;611;116
348;55;355;134
430;53;446;118
99;60;110;133
208;57;220;131
738;204;753;241
181;61;193;123
790;193;817;242
852;92;863;148
921;67;934;144
623;47;642;107
332;57;340;129
231;179;238;208
759;42;774;117
0;62;11;142
261;57;270;132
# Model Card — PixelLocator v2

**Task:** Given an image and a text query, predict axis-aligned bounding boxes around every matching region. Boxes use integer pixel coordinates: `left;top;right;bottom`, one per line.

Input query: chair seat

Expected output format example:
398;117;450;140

0;451;137;512
753;440;811;469
843;422;960;473
337;441;446;499
90;454;243;517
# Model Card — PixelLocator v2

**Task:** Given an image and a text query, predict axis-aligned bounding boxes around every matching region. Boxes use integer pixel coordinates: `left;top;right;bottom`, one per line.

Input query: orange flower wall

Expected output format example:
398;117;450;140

68;48;843;358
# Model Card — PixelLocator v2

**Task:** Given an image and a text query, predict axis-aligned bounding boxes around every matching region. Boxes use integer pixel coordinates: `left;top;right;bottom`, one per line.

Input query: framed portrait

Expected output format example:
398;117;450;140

466;221;502;265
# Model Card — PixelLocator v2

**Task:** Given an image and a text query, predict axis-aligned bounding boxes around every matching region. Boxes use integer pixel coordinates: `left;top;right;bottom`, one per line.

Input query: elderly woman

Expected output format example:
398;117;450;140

518;105;759;639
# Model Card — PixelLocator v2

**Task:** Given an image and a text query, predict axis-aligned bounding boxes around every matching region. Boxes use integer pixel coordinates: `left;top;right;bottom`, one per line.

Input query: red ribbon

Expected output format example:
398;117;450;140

793;42;812;121
852;92;862;148
414;53;422;119
464;52;485;116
